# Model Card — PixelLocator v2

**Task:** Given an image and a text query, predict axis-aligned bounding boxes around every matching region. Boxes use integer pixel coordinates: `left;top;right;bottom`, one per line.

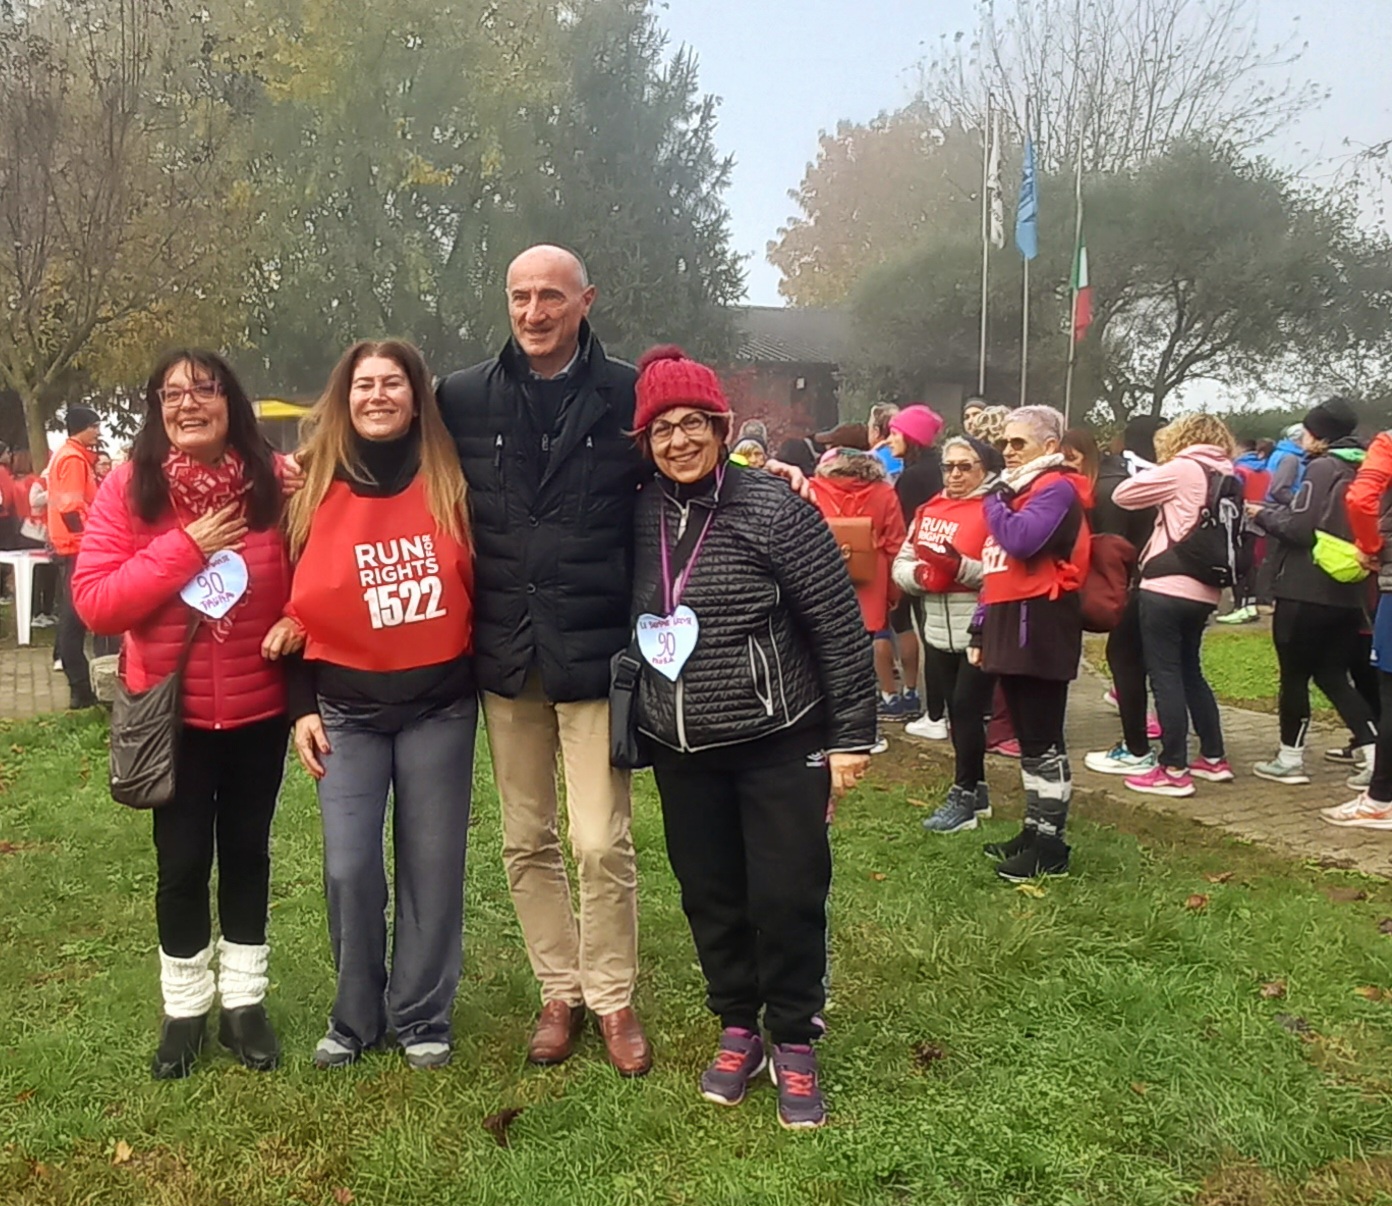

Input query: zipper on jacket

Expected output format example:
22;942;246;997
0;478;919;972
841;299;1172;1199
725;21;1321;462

748;635;775;717
493;434;503;470
675;676;690;751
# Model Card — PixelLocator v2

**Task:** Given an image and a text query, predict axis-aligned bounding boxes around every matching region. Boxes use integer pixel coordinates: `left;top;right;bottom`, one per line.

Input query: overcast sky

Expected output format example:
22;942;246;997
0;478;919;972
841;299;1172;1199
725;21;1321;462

661;0;1392;307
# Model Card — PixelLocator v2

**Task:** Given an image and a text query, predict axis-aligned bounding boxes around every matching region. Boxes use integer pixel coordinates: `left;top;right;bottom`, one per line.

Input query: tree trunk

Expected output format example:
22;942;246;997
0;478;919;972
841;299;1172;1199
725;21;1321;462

21;387;49;467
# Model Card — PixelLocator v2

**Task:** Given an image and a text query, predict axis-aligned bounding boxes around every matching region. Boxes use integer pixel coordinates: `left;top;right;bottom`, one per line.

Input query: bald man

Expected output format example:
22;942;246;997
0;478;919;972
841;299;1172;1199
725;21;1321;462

436;245;651;1076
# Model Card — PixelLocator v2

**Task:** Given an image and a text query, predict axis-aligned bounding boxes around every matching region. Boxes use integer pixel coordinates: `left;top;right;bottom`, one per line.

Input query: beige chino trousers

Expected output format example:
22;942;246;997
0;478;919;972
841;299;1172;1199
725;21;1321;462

482;671;637;1015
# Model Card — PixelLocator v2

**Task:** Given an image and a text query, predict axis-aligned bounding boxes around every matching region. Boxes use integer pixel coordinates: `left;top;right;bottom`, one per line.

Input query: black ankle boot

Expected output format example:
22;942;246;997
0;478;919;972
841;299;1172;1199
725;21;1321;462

219;1004;280;1071
151;1015;206;1080
995;833;1070;882
982;826;1033;861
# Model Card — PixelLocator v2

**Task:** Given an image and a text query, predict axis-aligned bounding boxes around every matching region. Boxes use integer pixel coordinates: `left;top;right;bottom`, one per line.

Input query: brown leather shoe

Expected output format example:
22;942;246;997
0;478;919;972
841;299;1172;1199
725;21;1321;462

597;1006;652;1077
527;1000;586;1066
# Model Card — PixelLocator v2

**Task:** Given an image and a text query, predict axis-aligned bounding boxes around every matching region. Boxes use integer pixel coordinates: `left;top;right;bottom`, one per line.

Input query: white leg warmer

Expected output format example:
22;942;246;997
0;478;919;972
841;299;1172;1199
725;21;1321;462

217;938;269;1010
160;945;216;1019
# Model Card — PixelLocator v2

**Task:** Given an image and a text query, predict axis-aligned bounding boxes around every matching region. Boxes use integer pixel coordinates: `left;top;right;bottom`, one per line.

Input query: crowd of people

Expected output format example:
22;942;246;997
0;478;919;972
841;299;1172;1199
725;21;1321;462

7;241;1391;1132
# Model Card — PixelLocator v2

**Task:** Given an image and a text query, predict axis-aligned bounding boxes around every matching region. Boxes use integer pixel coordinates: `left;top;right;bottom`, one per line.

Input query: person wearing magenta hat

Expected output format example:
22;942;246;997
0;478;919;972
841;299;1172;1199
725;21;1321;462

628;346;875;1129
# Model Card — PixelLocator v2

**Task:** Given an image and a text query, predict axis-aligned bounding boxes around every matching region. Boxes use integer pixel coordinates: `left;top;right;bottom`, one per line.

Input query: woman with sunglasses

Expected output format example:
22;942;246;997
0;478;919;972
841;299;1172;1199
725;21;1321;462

72;351;292;1080
628;347;875;1129
970;405;1092;881
893;435;1004;833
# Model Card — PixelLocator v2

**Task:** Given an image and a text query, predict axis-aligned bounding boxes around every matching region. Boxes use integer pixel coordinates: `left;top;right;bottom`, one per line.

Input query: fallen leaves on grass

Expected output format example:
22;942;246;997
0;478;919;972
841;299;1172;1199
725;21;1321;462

1184;894;1210;911
14;1088;34;1103
906;797;930;809
1322;886;1368;904
1259;981;1288;1000
482;1108;524;1149
1274;1013;1314;1036
1129;1082;1149;1097
911;1042;947;1070
1353;986;1391;1003
0;841;28;855
1015;882;1047;899
1204;871;1235;884
333;1189;355;1205
111;1140;133;1166
1377;918;1392;935
870;872;887;882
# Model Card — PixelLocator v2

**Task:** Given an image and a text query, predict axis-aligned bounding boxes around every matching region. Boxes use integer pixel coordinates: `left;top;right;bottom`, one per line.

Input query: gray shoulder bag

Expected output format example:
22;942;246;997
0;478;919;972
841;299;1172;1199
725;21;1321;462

109;613;200;809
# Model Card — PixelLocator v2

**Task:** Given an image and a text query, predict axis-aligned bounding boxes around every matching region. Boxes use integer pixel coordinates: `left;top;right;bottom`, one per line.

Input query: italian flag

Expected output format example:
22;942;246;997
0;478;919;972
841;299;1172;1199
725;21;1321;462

1071;230;1092;342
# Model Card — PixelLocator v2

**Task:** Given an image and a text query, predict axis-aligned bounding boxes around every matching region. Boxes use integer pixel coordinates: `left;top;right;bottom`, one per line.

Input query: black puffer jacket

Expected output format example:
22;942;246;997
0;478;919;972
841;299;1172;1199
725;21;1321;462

633;463;876;754
436;323;644;701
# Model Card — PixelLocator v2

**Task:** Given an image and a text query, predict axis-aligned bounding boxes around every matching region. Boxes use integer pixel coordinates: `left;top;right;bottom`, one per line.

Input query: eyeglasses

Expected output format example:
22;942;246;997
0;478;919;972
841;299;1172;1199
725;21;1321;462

158;382;223;409
942;461;978;475
1004;436;1032;452
650;413;712;444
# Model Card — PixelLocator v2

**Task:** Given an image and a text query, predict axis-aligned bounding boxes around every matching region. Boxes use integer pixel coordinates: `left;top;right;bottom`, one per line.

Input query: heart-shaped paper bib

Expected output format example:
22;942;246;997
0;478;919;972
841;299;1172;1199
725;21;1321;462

636;606;699;682
180;549;249;620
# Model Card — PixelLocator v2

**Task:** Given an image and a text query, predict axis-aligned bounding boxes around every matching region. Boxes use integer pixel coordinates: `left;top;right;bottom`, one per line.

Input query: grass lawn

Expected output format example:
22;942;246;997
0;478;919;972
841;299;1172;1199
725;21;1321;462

3;712;1392;1205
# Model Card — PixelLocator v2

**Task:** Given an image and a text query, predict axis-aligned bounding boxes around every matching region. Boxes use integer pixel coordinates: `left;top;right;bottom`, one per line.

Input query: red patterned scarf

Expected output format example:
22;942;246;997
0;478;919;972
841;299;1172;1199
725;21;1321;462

163;447;253;641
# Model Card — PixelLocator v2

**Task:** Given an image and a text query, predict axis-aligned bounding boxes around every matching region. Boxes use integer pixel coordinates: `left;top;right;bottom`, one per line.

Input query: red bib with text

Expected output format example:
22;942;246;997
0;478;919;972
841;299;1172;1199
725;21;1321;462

292;479;473;671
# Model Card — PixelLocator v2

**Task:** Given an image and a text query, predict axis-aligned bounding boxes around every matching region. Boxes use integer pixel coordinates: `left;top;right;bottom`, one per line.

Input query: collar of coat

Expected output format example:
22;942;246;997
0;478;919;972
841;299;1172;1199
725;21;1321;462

498;318;603;383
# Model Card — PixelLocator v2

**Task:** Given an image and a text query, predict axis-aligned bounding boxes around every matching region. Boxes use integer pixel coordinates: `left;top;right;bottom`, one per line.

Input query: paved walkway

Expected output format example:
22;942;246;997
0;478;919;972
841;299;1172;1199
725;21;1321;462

0;634;66;720
893;660;1392;879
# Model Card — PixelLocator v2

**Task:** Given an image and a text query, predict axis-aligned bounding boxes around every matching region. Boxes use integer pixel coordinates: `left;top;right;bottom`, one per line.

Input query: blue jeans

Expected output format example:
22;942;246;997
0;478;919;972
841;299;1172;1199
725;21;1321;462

316;694;477;1049
1138;591;1224;769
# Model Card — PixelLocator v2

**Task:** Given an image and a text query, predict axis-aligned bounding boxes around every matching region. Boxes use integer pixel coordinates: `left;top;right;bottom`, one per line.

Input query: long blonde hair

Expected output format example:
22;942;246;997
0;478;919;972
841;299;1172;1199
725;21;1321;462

287;340;468;558
1153;413;1236;464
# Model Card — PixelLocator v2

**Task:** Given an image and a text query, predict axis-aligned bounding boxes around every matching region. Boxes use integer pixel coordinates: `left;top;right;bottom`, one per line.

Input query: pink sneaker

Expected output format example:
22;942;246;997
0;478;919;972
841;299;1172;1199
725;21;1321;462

1124;764;1196;798
1146;714;1162;740
1190;756;1234;783
1320;794;1392;829
987;738;1021;759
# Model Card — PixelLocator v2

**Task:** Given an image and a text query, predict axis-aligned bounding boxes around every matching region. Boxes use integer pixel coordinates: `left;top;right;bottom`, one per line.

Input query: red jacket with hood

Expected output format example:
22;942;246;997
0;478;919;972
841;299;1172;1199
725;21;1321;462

809;454;907;632
72;461;289;729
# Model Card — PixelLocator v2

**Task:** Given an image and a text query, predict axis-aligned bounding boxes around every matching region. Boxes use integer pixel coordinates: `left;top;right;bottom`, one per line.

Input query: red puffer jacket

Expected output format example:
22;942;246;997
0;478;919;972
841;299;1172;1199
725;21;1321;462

72;462;289;729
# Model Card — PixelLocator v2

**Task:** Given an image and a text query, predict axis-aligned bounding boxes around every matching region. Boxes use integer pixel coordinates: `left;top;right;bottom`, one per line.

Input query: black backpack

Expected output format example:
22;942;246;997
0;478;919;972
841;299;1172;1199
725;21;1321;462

1141;468;1248;588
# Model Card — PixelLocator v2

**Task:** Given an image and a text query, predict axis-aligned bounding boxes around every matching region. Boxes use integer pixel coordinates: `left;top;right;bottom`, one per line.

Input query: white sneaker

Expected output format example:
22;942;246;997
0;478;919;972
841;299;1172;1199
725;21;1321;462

1102;688;1119;710
1083;744;1157;775
1320;794;1392;829
904;715;949;741
870;737;890;755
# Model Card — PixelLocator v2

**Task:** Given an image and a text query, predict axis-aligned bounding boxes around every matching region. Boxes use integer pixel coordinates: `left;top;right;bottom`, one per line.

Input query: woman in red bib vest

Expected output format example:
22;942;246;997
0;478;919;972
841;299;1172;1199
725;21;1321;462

893;434;1004;834
283;339;476;1071
969;405;1091;882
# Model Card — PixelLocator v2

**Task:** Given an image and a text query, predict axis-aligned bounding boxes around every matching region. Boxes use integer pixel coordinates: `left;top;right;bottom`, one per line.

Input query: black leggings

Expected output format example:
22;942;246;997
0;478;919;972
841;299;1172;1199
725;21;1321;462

998;674;1069;757
1105;592;1149;756
1272;600;1376;750
921;644;994;787
1370;672;1392;803
153;717;288;956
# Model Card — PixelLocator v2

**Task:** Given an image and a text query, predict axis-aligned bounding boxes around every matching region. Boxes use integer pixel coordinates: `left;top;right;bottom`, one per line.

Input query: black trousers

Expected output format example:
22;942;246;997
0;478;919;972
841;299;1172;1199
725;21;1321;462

1272;600;1376;750
1105;592;1150;756
998;674;1069;757
1138;591;1224;768
921;644;994;787
1351;631;1380;730
54;554;90;694
652;735;831;1045
1369;672;1392;804
153;717;288;957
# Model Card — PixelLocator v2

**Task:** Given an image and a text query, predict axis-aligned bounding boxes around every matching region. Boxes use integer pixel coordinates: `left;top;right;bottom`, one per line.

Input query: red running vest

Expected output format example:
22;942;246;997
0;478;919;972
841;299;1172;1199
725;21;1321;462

908;494;992;594
291;479;474;672
980;471;1091;604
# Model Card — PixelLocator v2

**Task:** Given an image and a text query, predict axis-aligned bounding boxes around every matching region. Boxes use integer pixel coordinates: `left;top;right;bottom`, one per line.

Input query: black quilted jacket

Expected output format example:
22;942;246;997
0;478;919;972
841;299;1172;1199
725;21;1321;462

632;462;876;754
436;323;644;702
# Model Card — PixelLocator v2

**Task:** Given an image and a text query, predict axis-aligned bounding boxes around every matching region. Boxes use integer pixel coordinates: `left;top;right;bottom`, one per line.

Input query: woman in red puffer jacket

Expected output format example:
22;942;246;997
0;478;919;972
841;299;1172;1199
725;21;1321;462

73;350;296;1083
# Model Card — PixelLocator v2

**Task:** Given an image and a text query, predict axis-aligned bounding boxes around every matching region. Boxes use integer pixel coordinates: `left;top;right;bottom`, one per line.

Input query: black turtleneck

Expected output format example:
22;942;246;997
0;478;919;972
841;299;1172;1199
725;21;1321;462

285;425;475;722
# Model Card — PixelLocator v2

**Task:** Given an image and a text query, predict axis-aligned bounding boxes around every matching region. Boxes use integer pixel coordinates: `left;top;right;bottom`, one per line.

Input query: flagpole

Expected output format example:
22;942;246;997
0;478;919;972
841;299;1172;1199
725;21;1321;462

978;95;991;396
1063;137;1084;424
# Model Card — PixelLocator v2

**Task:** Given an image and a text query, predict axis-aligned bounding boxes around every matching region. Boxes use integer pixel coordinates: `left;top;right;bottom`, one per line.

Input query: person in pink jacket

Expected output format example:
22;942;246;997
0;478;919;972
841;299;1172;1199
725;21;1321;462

73;349;298;1082
1111;413;1238;798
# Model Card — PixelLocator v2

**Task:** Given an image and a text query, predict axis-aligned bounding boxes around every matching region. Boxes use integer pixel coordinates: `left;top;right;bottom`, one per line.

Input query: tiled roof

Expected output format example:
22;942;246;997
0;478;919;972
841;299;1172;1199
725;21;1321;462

734;306;847;365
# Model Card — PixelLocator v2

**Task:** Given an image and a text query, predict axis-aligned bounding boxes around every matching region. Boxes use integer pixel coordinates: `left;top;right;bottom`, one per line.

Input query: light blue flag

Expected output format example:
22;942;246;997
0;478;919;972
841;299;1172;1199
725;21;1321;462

1015;136;1038;261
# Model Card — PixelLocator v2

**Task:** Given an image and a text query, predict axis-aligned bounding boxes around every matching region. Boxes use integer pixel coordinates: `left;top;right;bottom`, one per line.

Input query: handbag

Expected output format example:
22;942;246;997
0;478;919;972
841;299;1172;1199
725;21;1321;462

108;612;200;809
825;515;876;586
608;639;651;771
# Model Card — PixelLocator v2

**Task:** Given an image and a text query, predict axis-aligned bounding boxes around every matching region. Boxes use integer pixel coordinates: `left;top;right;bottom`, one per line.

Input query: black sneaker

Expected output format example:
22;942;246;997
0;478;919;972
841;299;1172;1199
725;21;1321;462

996;834;1070;882
768;1043;826;1129
700;1028;766;1106
1325;742;1361;765
151;1014;206;1080
982;827;1033;861
69;686;98;710
219;1004;280;1071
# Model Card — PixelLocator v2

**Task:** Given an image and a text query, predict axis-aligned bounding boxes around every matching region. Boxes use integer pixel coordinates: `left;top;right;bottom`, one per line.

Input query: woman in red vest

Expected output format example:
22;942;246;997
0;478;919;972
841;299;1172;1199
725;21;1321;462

970;405;1091;881
283;340;475;1072
72;350;291;1080
893;435;1004;833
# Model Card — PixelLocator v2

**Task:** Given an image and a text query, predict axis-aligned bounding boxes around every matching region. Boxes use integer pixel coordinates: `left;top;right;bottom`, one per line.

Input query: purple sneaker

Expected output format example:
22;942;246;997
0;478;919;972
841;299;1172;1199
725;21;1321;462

769;1043;826;1129
699;1028;766;1106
